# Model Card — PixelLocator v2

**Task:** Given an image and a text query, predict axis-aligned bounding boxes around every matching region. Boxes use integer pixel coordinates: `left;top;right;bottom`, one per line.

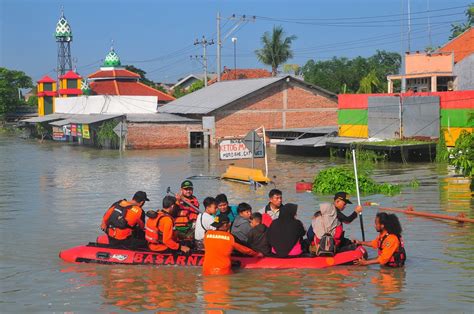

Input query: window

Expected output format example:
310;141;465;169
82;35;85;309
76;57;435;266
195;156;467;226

43;83;53;91
67;80;77;89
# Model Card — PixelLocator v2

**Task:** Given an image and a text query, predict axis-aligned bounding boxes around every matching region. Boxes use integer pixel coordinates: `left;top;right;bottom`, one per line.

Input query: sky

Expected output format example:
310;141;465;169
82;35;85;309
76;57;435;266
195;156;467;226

0;0;471;83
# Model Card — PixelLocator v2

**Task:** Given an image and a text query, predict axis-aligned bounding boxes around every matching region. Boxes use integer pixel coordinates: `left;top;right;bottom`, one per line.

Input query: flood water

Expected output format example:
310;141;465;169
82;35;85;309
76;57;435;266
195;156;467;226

1;135;473;312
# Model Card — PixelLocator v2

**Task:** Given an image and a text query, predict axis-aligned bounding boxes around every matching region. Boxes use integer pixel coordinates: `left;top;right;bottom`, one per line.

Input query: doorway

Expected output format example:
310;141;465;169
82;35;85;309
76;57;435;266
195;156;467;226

190;132;204;148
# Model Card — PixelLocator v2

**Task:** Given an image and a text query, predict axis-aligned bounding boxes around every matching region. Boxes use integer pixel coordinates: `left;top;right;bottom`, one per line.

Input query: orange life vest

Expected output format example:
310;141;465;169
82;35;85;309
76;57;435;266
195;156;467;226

175;196;200;229
378;234;406;267
100;200;136;240
145;211;173;244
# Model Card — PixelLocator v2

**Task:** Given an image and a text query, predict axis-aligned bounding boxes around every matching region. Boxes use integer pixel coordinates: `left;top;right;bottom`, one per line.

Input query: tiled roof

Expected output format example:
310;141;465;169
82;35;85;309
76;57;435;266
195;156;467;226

89;80;175;101
208;68;272;84
37;75;56;83
59;70;82;80
88;69;140;79
437;27;474;63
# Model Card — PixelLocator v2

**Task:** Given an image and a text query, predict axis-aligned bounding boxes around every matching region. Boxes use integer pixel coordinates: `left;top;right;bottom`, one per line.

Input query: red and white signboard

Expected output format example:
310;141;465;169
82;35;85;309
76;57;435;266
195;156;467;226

219;138;264;160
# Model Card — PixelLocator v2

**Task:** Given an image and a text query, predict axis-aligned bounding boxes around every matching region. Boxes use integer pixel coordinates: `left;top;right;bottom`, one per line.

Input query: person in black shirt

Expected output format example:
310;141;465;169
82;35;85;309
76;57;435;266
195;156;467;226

333;191;363;252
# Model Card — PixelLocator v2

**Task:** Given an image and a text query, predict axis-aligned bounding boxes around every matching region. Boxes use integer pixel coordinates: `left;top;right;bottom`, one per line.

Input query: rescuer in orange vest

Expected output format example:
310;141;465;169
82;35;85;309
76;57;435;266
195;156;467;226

354;212;406;267
203;214;261;276
145;195;191;253
175;180;200;240
101;191;148;249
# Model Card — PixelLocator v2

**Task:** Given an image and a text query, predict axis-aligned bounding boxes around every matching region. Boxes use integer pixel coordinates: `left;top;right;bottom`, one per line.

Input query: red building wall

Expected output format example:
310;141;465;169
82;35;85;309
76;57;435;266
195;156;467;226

214;82;337;139
127;123;201;149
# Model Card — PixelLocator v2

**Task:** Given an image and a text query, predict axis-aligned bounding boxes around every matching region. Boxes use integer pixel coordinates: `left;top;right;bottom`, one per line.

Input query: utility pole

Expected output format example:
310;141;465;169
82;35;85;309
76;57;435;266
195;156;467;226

232;37;237;79
407;0;411;52
194;36;214;87
216;13;255;82
217;11;221;82
427;0;432;48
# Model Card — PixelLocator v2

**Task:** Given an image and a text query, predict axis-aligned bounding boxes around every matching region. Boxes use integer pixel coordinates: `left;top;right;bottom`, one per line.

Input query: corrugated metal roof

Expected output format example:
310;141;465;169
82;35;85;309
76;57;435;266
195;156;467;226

158;77;283;114
49;114;123;126
126;113;199;123
158;76;336;115
22;113;69;123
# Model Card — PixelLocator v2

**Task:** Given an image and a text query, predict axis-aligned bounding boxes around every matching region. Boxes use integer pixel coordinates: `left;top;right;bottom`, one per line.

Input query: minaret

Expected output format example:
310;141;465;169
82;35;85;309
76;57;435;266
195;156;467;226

55;8;73;78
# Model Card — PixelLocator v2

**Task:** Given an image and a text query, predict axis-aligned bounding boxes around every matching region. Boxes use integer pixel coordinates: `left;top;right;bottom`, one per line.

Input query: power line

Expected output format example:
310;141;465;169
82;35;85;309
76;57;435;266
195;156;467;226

253;5;467;21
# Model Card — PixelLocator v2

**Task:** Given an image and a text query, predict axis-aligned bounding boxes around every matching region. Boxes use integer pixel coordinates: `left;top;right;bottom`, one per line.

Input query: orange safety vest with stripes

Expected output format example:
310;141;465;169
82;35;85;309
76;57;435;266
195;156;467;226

101;200;143;240
174;196;200;229
378;234;406;267
145;211;172;244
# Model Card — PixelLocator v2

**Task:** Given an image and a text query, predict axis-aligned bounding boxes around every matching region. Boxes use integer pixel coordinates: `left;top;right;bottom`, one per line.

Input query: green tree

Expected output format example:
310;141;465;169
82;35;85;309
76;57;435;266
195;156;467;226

357;69;382;93
188;79;204;93
449;130;474;179
255;26;297;76
0;67;33;116
450;4;473;39
172;80;205;98
283;64;301;75
302;50;400;94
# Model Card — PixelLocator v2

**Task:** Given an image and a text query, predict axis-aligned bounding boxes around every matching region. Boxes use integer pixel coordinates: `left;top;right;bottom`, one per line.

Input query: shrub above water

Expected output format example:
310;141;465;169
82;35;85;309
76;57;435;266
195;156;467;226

312;166;402;196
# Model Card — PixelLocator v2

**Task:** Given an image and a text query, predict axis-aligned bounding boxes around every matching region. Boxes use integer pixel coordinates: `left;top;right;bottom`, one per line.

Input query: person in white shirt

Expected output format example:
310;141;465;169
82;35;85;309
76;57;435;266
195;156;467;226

194;197;218;250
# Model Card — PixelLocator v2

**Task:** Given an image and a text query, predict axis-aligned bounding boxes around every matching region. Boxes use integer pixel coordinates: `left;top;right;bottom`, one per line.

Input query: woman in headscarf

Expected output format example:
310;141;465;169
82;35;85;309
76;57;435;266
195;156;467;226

311;203;343;248
266;203;305;257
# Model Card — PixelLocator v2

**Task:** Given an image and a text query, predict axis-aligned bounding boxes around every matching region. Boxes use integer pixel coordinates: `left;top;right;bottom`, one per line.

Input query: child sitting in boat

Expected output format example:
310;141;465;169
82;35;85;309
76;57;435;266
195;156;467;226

354;212;406;267
266;203;306;257
246;213;271;256
231;203;252;244
215;194;238;223
194;197;218;250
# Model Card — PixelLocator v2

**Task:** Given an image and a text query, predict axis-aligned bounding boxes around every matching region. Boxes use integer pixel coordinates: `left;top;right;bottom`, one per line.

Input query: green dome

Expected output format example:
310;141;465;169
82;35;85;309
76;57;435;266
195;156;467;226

55;13;72;40
103;48;121;67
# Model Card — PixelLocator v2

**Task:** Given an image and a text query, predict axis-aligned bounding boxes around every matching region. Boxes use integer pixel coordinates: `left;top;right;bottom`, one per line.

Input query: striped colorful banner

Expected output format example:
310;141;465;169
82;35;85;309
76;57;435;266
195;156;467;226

338;124;369;138
440;109;474;128
338;109;368;125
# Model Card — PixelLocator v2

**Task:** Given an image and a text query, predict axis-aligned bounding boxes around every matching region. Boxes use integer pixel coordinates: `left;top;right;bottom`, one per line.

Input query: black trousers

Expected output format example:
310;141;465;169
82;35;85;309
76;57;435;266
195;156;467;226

108;236;147;250
337;237;357;253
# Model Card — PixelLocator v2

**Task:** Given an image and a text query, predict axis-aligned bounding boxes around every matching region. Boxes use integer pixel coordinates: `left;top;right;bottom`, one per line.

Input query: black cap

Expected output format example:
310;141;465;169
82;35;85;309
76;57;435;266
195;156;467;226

334;192;352;204
133;191;150;202
211;213;230;228
181;180;194;189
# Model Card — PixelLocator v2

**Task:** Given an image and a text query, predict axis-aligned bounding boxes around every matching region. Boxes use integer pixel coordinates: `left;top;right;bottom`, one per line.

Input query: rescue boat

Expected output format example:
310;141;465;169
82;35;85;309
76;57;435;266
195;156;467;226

59;242;367;269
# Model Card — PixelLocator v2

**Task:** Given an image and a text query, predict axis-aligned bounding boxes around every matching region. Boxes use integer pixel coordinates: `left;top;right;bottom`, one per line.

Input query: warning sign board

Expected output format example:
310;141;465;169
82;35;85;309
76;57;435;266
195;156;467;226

219;138;264;160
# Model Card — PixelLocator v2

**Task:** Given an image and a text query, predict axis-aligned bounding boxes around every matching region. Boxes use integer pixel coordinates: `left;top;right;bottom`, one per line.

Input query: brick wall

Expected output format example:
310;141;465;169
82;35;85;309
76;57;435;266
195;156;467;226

127;123;201;149
214;81;337;139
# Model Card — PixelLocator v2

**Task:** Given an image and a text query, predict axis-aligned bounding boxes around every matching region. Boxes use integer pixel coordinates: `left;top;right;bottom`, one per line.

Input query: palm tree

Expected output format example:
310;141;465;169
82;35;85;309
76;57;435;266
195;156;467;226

357;69;382;94
255;26;297;76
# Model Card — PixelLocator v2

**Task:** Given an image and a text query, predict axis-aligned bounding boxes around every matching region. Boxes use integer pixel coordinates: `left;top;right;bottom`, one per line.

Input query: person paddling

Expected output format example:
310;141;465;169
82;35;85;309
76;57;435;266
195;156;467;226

100;191;149;249
145;195;190;254
310;203;343;254
203;214;261;276
175;180;200;240
354;212;406;267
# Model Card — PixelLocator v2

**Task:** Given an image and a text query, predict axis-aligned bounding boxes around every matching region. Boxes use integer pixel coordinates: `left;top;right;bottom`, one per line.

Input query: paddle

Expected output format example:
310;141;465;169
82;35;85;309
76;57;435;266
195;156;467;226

166;186;201;213
352;149;366;241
